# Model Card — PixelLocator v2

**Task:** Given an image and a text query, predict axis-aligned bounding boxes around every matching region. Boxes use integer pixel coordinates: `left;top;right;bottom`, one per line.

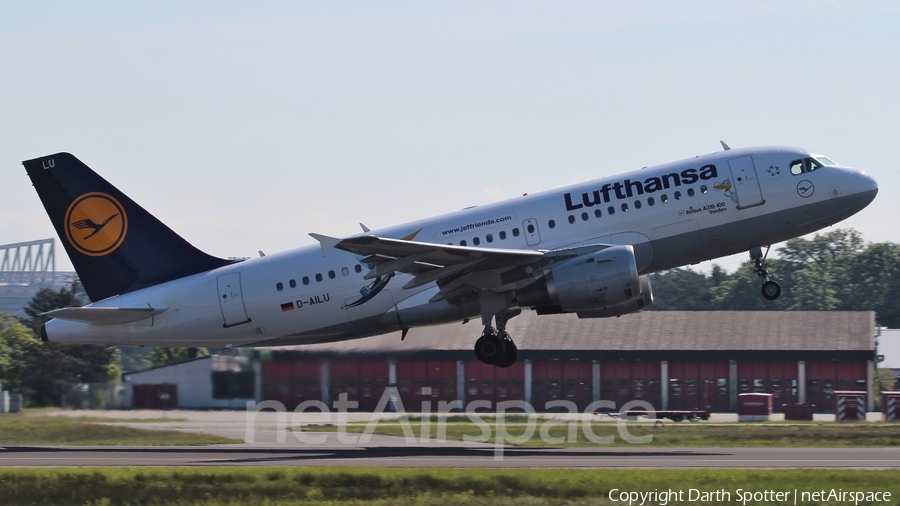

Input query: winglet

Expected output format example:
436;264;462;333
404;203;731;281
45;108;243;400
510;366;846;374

720;140;731;151
309;233;341;257
359;223;371;233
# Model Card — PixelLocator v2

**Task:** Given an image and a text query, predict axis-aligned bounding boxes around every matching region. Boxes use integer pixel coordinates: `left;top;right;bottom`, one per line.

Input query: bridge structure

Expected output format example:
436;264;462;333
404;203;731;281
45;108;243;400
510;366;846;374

0;239;55;285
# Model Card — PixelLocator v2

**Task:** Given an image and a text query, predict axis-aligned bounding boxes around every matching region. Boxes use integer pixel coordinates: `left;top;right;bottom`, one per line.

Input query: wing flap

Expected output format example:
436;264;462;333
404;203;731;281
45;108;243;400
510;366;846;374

328;235;544;267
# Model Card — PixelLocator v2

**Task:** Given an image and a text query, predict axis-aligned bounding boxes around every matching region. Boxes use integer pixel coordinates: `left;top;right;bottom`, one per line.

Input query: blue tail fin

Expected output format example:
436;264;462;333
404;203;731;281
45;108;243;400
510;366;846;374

23;153;236;302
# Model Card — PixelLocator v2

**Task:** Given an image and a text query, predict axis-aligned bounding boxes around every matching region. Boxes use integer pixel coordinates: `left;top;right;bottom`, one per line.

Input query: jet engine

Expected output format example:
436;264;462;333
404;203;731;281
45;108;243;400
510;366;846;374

516;244;653;317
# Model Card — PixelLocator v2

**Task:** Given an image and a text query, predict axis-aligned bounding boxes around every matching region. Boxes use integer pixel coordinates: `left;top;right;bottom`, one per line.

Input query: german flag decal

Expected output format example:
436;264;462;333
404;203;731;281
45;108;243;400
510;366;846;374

280;302;295;312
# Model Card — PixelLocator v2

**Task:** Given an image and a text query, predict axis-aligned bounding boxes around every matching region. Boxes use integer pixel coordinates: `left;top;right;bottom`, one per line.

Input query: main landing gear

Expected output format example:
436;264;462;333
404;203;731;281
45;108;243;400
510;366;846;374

474;310;519;368
750;246;781;301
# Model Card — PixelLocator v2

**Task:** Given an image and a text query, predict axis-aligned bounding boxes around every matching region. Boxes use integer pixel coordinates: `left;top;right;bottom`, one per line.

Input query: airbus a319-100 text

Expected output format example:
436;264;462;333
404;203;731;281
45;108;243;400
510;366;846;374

22;144;877;367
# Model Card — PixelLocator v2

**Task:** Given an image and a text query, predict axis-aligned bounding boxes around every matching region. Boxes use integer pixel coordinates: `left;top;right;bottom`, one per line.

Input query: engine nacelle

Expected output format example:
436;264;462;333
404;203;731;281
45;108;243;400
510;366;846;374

576;274;653;318
517;245;649;315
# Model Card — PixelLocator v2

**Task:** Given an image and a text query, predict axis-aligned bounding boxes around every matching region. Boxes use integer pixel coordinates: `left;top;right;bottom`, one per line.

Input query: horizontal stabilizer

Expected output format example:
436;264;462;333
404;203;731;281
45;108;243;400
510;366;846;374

41;306;168;325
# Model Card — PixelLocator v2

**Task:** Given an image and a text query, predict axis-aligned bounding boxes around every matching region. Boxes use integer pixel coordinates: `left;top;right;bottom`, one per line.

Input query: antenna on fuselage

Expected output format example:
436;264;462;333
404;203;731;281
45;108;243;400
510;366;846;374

720;141;731;151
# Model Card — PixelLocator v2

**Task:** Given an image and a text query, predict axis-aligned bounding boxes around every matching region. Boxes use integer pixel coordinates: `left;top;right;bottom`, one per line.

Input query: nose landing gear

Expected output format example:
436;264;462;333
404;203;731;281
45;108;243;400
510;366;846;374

751;246;781;301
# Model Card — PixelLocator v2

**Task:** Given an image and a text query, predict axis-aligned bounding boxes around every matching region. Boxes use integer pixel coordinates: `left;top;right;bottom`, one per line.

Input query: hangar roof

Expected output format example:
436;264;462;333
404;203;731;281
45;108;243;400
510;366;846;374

263;311;875;357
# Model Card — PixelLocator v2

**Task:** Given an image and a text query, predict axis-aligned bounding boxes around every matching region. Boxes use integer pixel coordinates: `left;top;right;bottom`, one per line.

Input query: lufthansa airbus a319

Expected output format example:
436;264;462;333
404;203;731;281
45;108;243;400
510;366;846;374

22;144;877;367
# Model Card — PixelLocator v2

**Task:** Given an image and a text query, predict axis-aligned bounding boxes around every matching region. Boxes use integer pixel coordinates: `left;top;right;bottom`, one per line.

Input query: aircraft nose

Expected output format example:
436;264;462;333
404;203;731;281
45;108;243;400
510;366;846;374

861;171;878;194
854;170;878;206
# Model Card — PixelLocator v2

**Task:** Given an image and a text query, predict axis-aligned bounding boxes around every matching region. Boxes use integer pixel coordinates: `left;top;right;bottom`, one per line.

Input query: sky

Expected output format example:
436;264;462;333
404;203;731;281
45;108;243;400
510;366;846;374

1;1;897;274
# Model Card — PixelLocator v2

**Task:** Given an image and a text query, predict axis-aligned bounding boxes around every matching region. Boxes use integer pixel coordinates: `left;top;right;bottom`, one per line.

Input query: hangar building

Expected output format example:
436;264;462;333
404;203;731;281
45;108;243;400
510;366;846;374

256;310;876;414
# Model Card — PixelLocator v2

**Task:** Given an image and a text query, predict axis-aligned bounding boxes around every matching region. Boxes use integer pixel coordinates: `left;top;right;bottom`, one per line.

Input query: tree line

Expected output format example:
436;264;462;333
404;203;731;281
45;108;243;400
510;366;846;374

0;288;204;406
647;229;900;328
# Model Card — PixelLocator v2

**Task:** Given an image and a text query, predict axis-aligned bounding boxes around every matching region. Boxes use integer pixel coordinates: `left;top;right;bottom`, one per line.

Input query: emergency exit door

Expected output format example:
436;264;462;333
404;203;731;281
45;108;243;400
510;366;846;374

523;218;541;246
728;155;765;209
217;273;251;327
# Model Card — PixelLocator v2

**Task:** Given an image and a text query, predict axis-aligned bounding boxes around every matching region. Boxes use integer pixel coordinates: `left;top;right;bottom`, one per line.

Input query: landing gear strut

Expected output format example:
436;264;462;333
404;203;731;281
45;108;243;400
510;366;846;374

474;310;519;367
750;246;781;301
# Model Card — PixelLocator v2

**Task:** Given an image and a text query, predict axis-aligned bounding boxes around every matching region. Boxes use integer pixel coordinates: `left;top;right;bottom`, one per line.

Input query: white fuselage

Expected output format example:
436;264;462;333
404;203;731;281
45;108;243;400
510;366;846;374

44;146;878;347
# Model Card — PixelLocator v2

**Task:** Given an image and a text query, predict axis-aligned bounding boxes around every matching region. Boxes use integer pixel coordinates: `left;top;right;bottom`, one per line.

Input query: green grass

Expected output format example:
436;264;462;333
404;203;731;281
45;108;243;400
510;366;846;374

0;414;237;446
296;418;900;447
0;467;897;505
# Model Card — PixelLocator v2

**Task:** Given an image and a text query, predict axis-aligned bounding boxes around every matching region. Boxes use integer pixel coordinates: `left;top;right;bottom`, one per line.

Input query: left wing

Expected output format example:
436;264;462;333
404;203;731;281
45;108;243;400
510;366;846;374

311;234;607;303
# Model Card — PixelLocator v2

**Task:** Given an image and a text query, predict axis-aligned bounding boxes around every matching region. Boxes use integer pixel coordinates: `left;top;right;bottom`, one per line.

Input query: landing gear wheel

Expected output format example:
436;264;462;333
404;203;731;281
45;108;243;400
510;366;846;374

494;333;518;368
762;280;781;301
750;246;781;301
474;332;506;365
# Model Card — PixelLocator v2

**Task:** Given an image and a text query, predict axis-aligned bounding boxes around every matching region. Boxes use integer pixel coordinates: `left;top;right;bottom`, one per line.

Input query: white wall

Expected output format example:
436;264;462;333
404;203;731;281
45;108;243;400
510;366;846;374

123;357;253;409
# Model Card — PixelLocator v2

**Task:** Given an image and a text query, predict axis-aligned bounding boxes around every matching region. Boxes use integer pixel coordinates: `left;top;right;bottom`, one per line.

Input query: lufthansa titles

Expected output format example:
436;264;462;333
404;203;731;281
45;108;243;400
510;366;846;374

564;164;719;212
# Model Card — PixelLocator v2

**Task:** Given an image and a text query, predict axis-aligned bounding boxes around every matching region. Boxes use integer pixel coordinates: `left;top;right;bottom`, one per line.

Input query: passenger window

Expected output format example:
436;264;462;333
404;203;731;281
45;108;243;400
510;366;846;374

472;237;480;246
276;282;283;291
581;212;589;221
754;379;765;393
700;185;708;194
328;270;335;279
807;379;818;396
669;378;681;396
527;224;535;233
594;209;602;218
674;191;682;200
661;194;669;203
289;279;296;288
648;197;655;206
512;228;520;237
548;220;555;229
621;203;628;212
499;231;507;240
634;200;642;209
354;265;362;273
303;276;310;285
460;240;467;246
315;273;323;282
486;234;493;243
687;188;695;197
607;206;615;215
686;378;697;396
342;267;349;276
568;215;576;224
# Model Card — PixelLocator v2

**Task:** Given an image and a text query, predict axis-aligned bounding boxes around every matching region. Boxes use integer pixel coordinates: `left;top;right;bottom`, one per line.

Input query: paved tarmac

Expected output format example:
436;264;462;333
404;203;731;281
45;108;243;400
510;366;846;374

4;409;896;469
3;444;900;468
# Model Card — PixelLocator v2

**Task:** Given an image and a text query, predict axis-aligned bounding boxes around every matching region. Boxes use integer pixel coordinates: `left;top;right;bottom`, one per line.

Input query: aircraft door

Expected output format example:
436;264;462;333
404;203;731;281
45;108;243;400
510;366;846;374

217;273;251;327
728;155;765;209
523;218;541;246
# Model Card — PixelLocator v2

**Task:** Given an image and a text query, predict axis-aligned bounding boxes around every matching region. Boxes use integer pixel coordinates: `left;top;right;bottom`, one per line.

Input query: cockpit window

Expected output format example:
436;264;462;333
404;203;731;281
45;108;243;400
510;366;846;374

815;156;837;166
790;157;825;176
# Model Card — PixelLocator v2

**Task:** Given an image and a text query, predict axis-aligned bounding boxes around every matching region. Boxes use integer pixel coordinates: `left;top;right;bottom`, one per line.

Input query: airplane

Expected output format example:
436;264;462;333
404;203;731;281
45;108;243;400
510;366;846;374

22;144;878;367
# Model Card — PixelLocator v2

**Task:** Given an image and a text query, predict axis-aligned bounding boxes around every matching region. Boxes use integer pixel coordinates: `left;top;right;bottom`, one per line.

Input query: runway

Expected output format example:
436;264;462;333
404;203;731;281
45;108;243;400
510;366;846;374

4;443;900;469
10;410;898;469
